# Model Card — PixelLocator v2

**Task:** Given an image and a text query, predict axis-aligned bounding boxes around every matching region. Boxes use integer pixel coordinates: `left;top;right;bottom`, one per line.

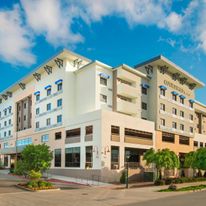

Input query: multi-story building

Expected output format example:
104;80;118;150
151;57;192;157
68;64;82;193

0;50;206;182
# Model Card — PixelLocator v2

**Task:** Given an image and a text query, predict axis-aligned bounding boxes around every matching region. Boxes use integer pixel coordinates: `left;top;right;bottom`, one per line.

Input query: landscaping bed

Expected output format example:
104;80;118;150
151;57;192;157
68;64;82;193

17;180;59;192
159;184;206;192
154;177;206;186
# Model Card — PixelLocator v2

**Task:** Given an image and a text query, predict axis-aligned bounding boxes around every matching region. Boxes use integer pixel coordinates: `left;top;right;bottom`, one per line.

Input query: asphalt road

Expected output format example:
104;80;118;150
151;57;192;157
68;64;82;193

125;190;206;206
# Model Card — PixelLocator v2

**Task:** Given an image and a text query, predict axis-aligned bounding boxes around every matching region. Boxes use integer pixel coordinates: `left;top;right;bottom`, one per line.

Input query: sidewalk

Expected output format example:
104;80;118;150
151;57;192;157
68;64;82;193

46;173;112;187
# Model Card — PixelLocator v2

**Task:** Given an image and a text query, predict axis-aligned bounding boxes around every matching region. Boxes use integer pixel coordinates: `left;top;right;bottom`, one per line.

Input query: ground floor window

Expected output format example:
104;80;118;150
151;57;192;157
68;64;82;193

179;136;190;145
162;132;175;143
85;146;93;169
111;146;119;170
54;149;61;167
4;156;8;167
65;147;80;167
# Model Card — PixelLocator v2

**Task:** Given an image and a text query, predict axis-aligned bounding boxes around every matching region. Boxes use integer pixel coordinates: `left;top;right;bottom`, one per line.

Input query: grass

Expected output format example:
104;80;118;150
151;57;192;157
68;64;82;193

159;184;206;192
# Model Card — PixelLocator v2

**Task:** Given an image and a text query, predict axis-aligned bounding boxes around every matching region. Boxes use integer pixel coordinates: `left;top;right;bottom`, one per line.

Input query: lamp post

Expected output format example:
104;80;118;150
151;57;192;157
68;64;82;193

125;154;130;189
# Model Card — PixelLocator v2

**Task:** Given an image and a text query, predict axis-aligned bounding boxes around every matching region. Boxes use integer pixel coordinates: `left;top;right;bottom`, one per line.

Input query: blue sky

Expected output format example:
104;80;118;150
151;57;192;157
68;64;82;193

1;0;206;103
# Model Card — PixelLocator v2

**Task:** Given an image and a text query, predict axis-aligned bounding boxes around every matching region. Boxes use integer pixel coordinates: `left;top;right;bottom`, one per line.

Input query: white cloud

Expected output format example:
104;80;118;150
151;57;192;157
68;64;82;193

0;5;35;66
20;0;83;47
164;12;182;32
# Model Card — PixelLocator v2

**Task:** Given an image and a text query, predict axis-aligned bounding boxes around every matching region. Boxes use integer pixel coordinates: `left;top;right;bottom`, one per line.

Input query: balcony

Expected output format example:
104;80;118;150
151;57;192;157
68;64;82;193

65;136;80;144
111;134;120;142
124;135;153;146
117;82;138;99
116;98;137;115
85;134;93;142
117;68;137;83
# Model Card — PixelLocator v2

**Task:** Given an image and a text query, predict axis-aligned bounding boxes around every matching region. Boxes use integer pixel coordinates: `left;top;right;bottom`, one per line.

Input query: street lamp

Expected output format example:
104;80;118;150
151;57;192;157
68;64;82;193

125;154;130;189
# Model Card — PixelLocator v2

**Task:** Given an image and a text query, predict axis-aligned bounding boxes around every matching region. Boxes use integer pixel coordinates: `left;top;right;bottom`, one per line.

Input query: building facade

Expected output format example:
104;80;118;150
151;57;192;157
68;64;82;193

0;50;205;182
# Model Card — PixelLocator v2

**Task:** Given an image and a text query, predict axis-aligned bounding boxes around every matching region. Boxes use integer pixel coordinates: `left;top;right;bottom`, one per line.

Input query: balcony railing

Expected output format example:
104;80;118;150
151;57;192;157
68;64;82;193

124;135;153;146
111;134;120;142
65;136;81;144
85;134;93;142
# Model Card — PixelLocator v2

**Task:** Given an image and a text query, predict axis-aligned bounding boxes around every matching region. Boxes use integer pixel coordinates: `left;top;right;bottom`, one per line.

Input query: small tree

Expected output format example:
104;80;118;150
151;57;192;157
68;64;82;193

143;149;180;180
20;144;53;175
194;148;206;176
184;151;196;169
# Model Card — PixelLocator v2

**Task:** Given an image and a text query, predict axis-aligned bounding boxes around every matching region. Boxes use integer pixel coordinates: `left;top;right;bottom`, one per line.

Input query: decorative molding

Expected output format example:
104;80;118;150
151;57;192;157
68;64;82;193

73;58;83;69
1;94;7;100
158;65;168;74
145;65;153;76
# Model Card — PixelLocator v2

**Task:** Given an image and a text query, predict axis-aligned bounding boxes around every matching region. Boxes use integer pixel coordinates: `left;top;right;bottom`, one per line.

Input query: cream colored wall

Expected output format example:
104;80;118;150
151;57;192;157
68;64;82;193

155;131;193;155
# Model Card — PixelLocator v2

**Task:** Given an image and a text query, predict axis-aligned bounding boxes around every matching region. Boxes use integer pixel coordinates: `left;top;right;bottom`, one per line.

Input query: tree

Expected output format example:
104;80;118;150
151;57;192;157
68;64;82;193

143;149;180;180
184;151;196;169
20;144;53;174
195;148;206;176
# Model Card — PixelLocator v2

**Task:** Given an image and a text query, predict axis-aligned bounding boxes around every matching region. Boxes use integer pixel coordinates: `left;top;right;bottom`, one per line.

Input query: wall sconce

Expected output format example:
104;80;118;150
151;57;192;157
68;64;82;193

102;146;110;155
93;146;99;156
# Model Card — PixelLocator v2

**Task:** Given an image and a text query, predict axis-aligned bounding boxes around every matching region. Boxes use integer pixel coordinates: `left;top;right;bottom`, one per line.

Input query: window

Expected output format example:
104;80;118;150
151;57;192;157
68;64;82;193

100;77;107;86
8;130;11;136
36;108;40;115
57;82;62;91
172;93;177;101
111;125;120;135
65;147;80;167
141;87;147;95
4;142;8;148
24;103;27;109
9;107;11;114
46;118;51;126
47;88;51;96
4;110;7;116
160;118;165;126
162;132;175;143
41;134;49;142
16;137;32;146
189;114;193;121
141;102;147;110
54;149;61;167
111;146;119;170
189;102;194;108
180;124;184;131
100;94;107;103
47;103;51;111
55;132;62;140
124;128;153;140
24;115;26;121
36;122;39;129
179;136;190;145
194;141;198;147
66;128;80;138
57;115;62;123
4;121;7;126
160;103;165;111
85;146;93;168
36;94;40;101
180;98;184;104
57;99;62;107
4;131;6;137
190;127;194;133
172;108;177;115
160;88;166;96
86;125;93;135
180;111;184;118
200;142;204;147
172;122;177;129
9;119;11;125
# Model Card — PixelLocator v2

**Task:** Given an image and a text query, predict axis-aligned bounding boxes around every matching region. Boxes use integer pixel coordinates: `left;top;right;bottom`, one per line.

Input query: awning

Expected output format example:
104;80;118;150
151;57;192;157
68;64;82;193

99;72;110;79
141;83;150;89
34;91;40;95
55;79;63;85
159;85;167;90
44;85;52;90
171;91;179;95
179;95;186;99
189;99;195;103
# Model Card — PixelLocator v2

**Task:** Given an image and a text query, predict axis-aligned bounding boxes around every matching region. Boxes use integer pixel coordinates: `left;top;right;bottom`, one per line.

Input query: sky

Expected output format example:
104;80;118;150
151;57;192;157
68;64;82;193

0;0;206;103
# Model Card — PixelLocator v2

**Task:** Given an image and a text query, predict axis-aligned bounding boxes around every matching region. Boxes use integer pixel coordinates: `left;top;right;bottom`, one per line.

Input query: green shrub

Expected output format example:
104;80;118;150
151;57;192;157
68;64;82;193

14;160;25;176
165;178;173;185
154;179;165;186
27;180;38;188
28;170;42;180
120;170;126;184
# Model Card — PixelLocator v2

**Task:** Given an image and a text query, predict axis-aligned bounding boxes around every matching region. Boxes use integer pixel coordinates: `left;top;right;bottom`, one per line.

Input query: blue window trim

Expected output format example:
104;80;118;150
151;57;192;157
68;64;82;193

189;99;195;103
171;91;179;95
159;85;167;90
179;95;186;99
99;73;110;79
55;79;63;85
44;85;52;90
141;83;150;89
34;91;40;95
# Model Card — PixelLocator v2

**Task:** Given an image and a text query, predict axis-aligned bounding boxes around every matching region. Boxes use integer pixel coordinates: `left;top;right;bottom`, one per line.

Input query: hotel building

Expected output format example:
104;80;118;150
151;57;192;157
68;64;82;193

0;49;205;182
